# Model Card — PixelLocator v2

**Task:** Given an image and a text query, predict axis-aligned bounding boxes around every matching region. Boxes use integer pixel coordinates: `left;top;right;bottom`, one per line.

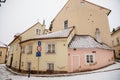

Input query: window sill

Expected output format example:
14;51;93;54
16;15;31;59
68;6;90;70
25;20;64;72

86;62;97;66
46;52;56;54
27;53;32;55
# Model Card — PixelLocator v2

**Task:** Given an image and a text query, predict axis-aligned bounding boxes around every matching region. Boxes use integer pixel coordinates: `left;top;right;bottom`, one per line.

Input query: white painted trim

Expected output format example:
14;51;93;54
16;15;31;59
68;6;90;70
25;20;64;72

85;53;95;65
45;42;56;53
46;62;55;70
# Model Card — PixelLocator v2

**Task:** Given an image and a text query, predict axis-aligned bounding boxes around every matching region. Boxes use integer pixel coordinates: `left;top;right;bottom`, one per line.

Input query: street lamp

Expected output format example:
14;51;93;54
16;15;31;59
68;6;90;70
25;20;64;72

0;0;6;7
0;0;6;3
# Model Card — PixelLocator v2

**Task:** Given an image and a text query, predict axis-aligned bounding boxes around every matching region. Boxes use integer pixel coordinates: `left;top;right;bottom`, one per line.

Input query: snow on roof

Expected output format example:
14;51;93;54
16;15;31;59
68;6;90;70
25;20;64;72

69;35;111;50
0;41;7;47
36;27;73;39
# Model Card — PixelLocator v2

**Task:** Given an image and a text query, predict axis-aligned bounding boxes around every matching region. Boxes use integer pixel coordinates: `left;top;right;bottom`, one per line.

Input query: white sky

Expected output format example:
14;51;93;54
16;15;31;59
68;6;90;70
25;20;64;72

0;0;120;44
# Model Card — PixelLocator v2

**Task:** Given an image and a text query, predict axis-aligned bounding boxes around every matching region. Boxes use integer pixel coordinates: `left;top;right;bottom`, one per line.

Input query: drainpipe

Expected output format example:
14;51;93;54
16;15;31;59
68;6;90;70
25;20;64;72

18;37;22;72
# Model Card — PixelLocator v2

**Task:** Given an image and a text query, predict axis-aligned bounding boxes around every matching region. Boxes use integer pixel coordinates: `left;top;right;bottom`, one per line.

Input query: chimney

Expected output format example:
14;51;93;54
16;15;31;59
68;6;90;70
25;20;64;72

95;28;102;43
42;20;46;27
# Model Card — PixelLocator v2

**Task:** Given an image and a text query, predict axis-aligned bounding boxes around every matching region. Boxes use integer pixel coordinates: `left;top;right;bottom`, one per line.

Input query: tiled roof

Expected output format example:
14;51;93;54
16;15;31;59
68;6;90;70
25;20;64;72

69;35;111;50
35;27;74;39
0;41;7;47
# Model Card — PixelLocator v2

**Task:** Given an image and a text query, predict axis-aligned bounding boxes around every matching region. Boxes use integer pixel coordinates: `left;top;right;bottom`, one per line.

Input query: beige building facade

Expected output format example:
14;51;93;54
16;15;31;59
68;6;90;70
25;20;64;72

111;27;120;59
51;0;112;47
0;42;7;64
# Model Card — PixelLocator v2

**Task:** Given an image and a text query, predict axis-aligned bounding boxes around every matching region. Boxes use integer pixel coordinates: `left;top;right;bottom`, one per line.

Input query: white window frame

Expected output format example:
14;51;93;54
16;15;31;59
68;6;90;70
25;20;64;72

36;29;41;35
27;44;33;54
85;53;95;64
46;63;54;71
46;43;56;54
22;46;25;54
27;62;31;70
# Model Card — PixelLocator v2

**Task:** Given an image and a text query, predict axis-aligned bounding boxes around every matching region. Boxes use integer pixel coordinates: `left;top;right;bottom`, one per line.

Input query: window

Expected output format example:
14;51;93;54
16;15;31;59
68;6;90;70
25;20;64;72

116;37;120;45
112;40;114;46
85;54;95;64
47;63;54;71
21;62;24;67
27;62;31;70
36;29;41;35
27;44;33;54
46;43;55;53
16;44;19;51
64;20;68;29
22;46;25;54
0;51;2;56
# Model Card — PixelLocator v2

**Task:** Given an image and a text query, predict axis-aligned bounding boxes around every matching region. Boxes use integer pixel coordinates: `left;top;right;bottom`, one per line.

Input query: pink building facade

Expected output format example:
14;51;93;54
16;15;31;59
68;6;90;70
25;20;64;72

68;35;114;72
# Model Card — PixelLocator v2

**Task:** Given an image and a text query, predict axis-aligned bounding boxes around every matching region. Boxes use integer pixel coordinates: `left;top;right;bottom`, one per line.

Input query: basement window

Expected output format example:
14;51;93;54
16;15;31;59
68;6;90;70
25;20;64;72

47;63;54;71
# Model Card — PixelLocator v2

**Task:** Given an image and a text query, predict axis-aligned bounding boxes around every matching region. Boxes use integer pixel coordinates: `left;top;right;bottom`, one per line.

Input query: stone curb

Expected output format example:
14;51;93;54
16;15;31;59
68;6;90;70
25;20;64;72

4;65;120;77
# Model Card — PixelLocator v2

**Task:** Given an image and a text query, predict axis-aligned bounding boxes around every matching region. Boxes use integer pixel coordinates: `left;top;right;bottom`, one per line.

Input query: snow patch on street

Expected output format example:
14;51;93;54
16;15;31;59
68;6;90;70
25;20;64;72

0;62;120;80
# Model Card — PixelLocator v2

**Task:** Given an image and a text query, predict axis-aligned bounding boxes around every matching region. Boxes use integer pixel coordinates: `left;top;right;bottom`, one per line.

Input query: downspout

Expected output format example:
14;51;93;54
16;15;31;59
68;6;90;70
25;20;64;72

18;37;22;71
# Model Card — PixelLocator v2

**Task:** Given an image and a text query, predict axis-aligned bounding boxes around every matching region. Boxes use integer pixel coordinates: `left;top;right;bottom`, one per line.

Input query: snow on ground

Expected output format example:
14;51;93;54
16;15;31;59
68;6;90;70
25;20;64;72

0;62;120;80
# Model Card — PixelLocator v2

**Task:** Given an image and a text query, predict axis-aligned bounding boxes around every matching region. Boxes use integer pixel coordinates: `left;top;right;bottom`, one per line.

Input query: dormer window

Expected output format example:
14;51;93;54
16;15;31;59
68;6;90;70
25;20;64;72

36;29;41;35
64;20;68;29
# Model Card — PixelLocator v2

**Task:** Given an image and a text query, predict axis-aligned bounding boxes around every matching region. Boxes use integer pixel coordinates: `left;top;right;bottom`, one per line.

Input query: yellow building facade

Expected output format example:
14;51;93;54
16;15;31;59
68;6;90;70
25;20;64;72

6;22;46;71
51;0;112;47
111;27;120;59
0;42;7;64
